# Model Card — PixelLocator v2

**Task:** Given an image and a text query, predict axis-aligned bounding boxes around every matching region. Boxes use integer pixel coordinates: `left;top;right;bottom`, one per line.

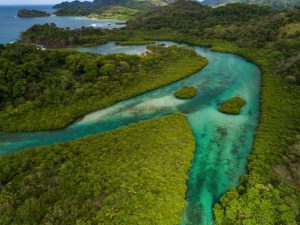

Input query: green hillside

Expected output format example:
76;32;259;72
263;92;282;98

54;0;172;11
53;0;175;17
202;0;300;8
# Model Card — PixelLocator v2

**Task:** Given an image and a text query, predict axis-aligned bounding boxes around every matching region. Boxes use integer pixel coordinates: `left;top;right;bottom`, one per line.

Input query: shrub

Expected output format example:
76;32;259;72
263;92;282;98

174;86;198;99
219;96;246;114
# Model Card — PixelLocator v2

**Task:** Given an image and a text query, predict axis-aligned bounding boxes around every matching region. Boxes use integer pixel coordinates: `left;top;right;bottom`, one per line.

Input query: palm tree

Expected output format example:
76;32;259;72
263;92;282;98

105;207;118;220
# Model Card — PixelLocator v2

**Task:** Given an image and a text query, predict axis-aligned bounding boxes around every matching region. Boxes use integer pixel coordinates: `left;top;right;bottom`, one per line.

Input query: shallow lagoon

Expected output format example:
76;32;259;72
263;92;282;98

0;42;260;225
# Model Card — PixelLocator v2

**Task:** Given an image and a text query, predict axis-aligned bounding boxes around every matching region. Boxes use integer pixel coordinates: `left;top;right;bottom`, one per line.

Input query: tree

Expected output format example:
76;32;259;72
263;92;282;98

99;63;116;77
214;185;297;225
13;79;27;98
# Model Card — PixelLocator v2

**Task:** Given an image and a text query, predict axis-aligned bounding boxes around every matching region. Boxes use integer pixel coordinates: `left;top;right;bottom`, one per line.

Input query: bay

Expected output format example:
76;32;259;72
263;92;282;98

0;5;125;43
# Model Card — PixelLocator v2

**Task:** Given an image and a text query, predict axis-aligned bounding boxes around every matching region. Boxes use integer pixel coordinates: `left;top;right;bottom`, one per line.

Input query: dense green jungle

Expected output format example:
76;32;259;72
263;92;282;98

17;9;51;17
0;1;300;224
0;43;206;131
0;113;195;225
201;0;300;8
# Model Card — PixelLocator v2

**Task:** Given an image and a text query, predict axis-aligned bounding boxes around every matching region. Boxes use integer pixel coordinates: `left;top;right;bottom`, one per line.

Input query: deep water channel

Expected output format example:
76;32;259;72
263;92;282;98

0;42;260;225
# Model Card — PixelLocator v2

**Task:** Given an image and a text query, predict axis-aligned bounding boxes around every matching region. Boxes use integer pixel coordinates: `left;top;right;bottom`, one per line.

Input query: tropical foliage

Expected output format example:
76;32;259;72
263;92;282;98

214;184;297;225
53;0;172;17
0;113;195;225
218;96;246;114
22;2;300;86
88;6;141;20
202;0;300;9
17;9;50;17
21;23;109;47
174;86;198;99
127;1;300;85
122;2;300;223
13;1;300;223
208;41;300;225
0;43;207;131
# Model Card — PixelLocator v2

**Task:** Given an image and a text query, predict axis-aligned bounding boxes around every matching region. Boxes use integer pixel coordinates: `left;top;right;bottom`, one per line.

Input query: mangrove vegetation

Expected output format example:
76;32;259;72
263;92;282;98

0;113;195;225
218;96;246;114
0;43;207;131
8;0;300;223
174;86;198;99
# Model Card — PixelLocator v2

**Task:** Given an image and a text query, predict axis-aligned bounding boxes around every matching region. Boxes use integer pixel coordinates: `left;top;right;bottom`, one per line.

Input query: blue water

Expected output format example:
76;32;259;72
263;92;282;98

0;5;125;43
0;42;260;225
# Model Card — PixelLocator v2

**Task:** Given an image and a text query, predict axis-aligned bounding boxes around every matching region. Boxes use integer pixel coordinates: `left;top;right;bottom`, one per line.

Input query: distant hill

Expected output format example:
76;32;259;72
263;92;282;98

201;0;300;8
53;0;173;10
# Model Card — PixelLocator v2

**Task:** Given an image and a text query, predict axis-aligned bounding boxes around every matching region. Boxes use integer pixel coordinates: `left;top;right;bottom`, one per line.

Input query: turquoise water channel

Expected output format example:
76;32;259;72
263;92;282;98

0;42;260;225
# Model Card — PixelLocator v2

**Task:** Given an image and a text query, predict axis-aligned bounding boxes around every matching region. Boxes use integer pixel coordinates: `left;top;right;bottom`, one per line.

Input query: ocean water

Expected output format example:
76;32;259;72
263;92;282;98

0;5;125;43
0;42;260;225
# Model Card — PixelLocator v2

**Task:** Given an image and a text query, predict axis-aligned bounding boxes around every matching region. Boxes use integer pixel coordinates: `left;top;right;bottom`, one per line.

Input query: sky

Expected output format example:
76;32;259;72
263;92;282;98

0;0;92;5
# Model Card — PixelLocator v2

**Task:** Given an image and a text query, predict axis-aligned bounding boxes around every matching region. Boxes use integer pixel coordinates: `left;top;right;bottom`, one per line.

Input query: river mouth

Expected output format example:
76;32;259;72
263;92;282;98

0;41;260;225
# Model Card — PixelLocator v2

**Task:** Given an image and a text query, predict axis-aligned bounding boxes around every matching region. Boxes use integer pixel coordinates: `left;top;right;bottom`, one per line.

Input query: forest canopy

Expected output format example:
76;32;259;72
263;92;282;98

11;1;300;223
17;9;50;18
0;43;207;131
0;113;195;225
218;96;246;114
21;2;300;85
174;86;198;99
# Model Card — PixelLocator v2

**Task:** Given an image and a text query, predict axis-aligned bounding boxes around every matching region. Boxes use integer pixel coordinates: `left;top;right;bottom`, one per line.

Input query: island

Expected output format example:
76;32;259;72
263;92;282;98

174;86;198;99
218;96;246;114
17;9;51;18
